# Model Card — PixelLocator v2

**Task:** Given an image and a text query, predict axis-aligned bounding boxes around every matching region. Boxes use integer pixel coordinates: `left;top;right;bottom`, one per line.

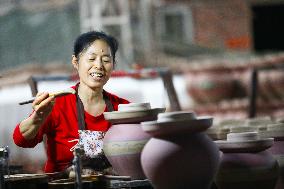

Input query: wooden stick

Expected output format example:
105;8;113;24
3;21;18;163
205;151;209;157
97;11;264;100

19;88;75;105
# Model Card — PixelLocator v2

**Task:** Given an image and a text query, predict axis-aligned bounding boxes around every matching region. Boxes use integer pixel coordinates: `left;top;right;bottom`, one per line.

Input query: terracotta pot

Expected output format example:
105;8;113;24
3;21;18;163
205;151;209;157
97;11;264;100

103;103;165;180
215;132;279;189
141;112;220;189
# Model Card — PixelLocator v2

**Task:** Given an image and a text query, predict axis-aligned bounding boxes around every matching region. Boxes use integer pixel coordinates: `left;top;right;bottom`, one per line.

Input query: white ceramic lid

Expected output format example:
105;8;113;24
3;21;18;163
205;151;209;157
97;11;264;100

259;123;284;138
141;111;213;137
104;102;166;124
215;132;274;153
118;102;151;112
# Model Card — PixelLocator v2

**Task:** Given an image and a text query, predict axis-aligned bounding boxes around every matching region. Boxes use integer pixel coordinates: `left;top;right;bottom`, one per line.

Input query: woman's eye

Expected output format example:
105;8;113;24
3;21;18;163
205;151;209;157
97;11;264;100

102;58;111;63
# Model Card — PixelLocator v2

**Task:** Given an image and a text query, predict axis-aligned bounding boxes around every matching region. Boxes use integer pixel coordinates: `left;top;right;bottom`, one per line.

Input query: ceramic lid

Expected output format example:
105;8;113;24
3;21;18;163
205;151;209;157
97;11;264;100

230;126;256;133
245;116;273;126
141;111;213;137
118;102;151;112
259;123;284;139
103;102;166;124
215;132;274;153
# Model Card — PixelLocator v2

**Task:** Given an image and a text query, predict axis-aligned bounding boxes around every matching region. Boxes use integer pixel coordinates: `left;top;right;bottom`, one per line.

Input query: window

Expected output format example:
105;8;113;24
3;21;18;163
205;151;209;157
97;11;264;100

155;4;194;47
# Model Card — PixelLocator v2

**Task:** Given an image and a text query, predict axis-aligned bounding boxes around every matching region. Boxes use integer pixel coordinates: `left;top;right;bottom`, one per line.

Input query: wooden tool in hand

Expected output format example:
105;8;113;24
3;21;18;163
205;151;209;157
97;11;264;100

19;88;76;105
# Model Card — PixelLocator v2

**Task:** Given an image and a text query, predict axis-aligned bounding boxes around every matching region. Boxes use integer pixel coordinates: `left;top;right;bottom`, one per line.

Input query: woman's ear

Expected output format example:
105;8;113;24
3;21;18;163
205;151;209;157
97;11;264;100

72;55;79;70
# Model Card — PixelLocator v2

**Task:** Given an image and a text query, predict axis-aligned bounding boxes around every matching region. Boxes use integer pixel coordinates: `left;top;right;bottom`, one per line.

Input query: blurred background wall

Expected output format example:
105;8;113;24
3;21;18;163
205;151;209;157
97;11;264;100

1;0;284;72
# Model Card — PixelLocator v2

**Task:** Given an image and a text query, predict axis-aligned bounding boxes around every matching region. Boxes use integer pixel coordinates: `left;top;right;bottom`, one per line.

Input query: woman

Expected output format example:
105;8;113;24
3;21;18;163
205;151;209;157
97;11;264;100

13;31;129;173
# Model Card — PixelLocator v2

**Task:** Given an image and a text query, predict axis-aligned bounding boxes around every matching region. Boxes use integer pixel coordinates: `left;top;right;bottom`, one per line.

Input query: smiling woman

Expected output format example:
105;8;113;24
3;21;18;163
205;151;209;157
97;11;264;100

12;31;130;173
72;39;114;91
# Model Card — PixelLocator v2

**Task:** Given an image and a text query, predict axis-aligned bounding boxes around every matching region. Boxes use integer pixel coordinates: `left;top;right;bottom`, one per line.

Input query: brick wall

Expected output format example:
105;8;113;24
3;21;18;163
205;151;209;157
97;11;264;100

163;0;253;51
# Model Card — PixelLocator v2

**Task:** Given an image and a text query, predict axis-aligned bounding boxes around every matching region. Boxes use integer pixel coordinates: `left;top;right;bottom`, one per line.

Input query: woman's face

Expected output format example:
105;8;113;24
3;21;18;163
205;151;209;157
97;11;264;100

74;39;114;89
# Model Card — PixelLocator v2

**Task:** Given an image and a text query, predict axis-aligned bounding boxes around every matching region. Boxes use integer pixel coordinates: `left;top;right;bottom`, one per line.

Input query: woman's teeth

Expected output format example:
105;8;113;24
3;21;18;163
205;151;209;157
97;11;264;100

91;72;104;78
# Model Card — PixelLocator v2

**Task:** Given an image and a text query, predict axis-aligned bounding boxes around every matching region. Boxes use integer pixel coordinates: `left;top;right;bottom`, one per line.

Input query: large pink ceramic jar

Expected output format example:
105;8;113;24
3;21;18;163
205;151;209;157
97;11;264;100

140;111;220;189
103;103;165;180
215;132;279;189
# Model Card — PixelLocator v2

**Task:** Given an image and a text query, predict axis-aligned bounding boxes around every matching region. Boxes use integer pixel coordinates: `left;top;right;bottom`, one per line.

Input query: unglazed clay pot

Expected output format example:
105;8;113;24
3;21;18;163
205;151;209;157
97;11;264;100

140;111;220;189
260;123;284;189
103;103;165;180
184;67;237;104
215;132;279;189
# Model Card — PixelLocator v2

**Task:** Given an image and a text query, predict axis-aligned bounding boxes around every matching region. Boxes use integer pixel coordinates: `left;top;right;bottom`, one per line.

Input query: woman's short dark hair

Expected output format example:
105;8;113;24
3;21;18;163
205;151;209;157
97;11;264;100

73;31;118;63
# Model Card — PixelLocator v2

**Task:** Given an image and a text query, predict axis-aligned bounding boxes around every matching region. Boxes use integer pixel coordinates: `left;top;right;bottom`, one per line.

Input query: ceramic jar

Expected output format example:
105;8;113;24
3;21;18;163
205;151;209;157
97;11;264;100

184;67;237;104
215;132;279;189
260;123;284;189
103;103;165;180
140;111;220;189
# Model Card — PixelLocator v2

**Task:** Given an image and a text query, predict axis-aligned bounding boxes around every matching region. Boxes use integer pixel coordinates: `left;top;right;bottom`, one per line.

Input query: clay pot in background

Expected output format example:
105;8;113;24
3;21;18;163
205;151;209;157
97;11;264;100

141;112;220;189
184;68;238;104
241;70;284;102
103;103;165;180
215;132;279;189
260;123;284;189
259;70;284;101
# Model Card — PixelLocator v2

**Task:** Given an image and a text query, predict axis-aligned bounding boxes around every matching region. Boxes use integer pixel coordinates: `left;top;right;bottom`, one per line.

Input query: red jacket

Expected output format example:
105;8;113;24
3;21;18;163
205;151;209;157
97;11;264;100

13;86;129;172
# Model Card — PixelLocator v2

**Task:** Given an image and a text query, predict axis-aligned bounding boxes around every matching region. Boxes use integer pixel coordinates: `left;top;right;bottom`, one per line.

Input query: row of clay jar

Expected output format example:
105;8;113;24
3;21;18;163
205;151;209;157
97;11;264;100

206;116;283;140
101;103;283;189
206;116;284;189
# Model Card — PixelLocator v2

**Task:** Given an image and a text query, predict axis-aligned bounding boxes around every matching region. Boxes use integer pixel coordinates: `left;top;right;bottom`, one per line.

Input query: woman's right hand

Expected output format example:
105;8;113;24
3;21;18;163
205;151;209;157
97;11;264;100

31;92;55;124
19;92;55;139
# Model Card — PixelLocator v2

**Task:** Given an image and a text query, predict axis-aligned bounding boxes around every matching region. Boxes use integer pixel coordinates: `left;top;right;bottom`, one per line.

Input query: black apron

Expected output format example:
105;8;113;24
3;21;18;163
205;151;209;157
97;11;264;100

75;85;113;170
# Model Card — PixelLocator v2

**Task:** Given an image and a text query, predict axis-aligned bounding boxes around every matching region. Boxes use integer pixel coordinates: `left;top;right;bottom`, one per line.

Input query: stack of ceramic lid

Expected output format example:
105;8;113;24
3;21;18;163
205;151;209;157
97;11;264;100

230;126;256;133
245;116;274;132
212;119;246;140
215;132;274;153
104;103;165;124
259;123;284;139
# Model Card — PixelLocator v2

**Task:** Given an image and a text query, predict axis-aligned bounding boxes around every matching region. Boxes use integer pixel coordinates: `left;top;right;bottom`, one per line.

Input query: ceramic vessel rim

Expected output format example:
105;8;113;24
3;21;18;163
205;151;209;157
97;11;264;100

227;131;258;140
118;102;151;110
103;108;166;123
215;137;274;144
141;116;213;126
118;102;150;106
104;107;166;115
215;138;274;152
141;117;213;136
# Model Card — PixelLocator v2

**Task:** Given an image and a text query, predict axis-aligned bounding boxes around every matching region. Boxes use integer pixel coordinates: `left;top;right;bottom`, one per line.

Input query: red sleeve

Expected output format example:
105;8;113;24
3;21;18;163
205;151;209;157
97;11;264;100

13;111;55;148
13;123;41;148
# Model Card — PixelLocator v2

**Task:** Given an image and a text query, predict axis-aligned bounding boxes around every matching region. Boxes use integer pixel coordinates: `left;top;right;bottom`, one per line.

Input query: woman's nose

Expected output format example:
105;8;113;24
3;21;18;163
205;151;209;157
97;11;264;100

94;58;103;69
